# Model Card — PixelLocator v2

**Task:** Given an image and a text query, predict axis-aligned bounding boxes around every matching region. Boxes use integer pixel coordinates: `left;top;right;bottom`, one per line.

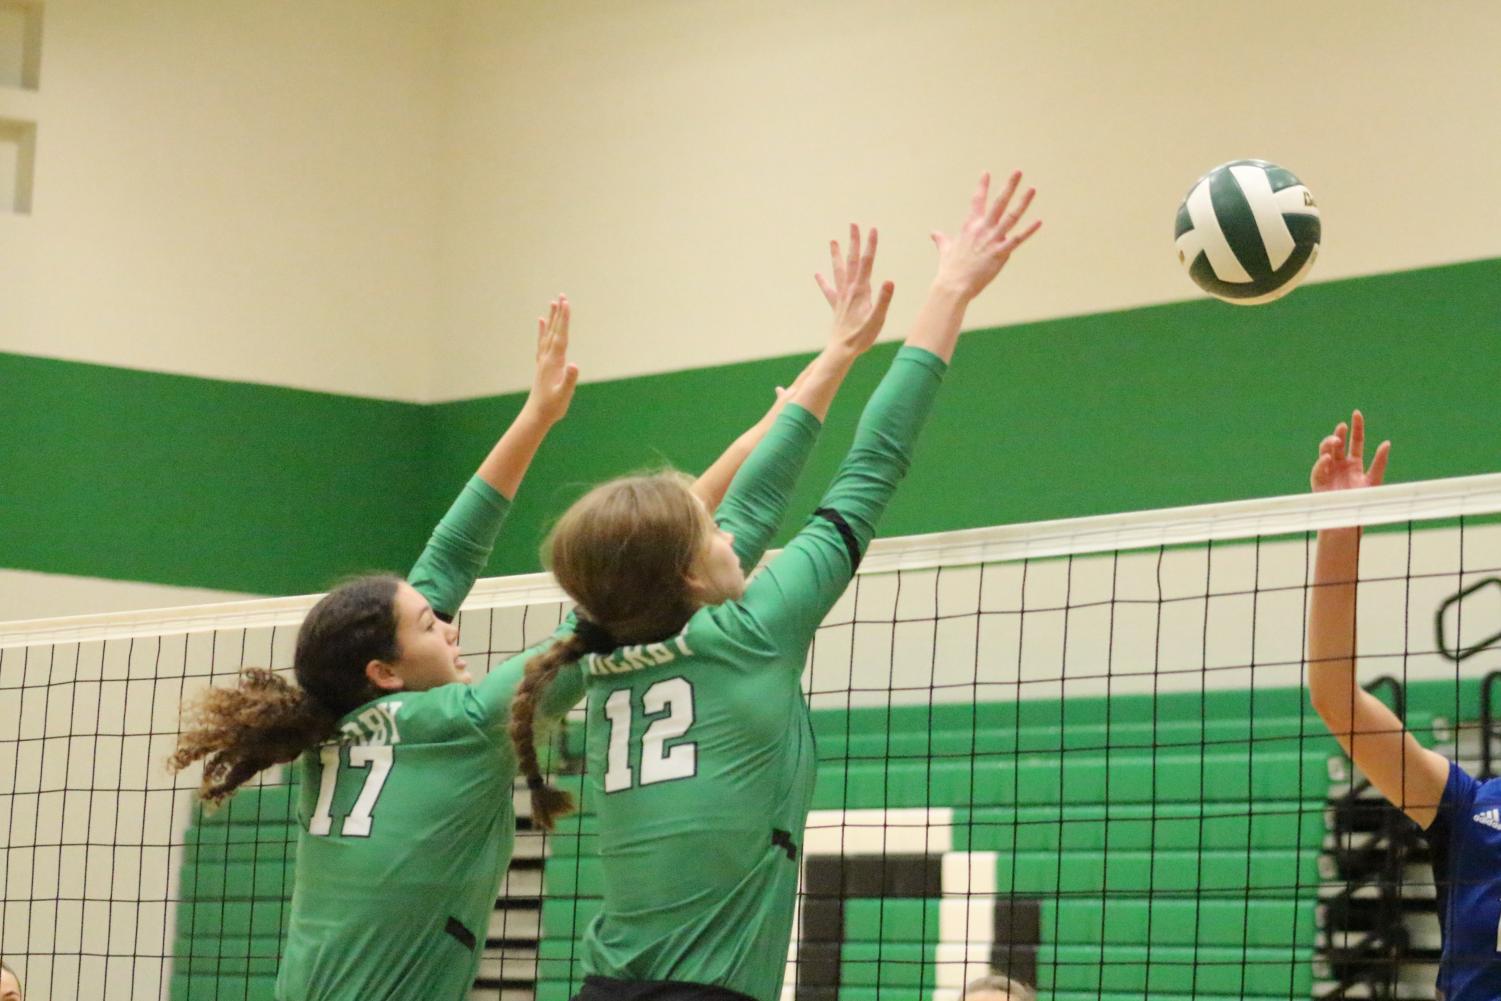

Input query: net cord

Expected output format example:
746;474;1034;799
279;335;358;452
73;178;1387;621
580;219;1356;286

5;471;1501;650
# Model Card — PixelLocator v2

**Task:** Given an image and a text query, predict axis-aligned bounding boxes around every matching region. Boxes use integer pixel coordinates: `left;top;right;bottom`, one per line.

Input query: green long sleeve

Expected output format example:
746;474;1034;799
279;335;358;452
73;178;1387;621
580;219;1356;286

407;475;510;620
736;346;947;648
714;403;822;573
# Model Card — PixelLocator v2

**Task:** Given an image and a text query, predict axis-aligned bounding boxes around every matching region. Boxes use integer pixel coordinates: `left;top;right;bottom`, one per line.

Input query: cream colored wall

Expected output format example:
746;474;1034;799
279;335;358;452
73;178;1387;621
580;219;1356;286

5;0;1501;620
6;1;1499;398
437;0;1501;397
0;569;250;620
0;0;451;399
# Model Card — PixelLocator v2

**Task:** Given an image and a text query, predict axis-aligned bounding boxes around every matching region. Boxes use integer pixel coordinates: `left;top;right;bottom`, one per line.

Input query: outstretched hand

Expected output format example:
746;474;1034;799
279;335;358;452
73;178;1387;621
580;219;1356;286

525;296;581;426
1310;410;1390;493
930;170;1041;302
815;224;895;357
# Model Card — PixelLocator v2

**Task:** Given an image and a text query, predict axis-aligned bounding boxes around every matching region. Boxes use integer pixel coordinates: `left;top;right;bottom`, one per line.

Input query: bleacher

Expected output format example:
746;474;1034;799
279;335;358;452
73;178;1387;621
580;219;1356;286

538;686;1340;1001
170;680;1477;1001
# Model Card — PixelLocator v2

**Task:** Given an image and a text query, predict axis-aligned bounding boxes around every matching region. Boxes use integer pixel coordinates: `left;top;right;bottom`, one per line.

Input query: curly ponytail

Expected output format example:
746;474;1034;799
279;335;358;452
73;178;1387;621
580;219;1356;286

169;668;338;804
509;633;588;831
169;574;402;806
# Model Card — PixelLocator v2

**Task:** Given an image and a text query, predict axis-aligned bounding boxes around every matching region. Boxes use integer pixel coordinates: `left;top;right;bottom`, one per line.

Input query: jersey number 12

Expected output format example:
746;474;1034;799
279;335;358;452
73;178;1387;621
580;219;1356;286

603;677;697;793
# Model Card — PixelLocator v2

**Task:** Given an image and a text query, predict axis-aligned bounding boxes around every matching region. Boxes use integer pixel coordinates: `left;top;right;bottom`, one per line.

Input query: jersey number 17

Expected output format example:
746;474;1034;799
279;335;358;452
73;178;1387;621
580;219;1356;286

308;744;395;837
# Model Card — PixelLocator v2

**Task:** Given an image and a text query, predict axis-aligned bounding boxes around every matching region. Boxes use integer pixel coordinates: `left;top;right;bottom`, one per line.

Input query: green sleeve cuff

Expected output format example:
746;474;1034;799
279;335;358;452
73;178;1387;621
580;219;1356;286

893;344;950;377
462;474;510;520
778;400;823;432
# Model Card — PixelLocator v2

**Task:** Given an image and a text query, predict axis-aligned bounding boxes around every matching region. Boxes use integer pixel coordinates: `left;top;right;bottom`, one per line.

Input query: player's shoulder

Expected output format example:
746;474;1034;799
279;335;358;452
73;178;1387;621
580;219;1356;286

1437;762;1501;843
581;605;783;685
698;597;785;656
340;688;490;747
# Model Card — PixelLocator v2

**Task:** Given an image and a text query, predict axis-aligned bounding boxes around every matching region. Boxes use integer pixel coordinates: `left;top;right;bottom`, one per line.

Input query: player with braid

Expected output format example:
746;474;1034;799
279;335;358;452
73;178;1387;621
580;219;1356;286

511;172;1041;1001
170;280;862;1000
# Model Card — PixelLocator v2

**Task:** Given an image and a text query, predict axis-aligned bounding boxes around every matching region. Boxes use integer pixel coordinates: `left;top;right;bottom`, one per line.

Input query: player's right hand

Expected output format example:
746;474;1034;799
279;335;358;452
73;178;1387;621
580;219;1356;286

524;295;581;426
1310;410;1391;493
930;170;1041;302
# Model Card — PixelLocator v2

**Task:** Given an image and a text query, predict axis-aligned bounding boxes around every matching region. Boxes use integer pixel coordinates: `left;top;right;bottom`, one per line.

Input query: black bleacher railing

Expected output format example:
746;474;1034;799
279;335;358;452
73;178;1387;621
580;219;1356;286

1316;676;1428;1000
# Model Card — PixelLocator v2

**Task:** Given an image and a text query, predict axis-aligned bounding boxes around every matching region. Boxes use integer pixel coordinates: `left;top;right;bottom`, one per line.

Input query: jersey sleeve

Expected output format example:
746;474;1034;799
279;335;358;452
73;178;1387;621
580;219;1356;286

714;403;823;573
466;617;588;735
407;475;511;620
1426;758;1480;840
732;346;947;652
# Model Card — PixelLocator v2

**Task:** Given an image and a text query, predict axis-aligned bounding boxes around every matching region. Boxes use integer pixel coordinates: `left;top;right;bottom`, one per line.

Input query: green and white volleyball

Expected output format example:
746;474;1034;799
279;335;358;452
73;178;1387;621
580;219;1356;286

1174;160;1321;305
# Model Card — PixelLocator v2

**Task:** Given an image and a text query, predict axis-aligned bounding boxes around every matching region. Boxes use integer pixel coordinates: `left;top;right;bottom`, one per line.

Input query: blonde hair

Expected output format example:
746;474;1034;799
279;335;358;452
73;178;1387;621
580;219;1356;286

509;471;712;829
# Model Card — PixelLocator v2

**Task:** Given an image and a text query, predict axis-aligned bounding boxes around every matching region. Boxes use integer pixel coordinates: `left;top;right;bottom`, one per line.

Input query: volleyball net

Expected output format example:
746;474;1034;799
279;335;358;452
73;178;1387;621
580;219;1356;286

5;474;1501;1001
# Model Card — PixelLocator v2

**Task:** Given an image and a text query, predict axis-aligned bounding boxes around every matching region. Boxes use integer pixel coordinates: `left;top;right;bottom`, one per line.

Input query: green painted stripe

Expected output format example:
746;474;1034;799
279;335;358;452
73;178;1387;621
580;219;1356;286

1;352;431;595
4;257;1500;593
443;256;1501;579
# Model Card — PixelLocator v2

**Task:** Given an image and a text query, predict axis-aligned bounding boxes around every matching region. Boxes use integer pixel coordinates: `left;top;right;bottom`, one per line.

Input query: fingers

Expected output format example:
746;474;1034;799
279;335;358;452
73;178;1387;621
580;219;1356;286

867;280;895;330
1310;452;1333;489
552;296;570;350
997;218;1043;254
930;230;950;253
859;226;878;285
1367;440;1391;486
1319;433;1342;461
814;272;837;305
1350;409;1365;461
538;297;568;352
984;170;1023;229
967;171;991;221
846;223;861;285
991;186;1036;242
1333;421;1348;456
828;239;846;289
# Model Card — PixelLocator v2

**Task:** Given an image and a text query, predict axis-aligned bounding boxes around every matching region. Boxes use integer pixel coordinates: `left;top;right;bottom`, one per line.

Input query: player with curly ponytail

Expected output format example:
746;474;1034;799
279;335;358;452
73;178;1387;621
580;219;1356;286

515;176;1041;1001
169;574;401;803
172;299;588;1001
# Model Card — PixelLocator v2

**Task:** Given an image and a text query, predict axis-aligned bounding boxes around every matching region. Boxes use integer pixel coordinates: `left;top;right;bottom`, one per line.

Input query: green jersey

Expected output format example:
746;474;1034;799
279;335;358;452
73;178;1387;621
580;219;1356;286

579;347;946;1001
272;400;824;1001
275;477;584;1001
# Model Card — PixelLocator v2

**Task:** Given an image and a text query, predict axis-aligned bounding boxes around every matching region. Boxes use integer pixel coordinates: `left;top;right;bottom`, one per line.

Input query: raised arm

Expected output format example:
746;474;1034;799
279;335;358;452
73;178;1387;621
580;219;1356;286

1306;411;1446;827
690;381;800;516
704;225;896;571
409;297;580;619
739;173;1040;648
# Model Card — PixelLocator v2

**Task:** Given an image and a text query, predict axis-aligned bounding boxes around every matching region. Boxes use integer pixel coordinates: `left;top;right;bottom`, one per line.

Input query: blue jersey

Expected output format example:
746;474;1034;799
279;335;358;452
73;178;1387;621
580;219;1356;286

1426;761;1501;1001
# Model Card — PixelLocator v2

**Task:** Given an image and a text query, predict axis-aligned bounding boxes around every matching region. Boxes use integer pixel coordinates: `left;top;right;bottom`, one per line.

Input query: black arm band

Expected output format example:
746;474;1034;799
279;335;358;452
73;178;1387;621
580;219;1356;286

813;507;863;572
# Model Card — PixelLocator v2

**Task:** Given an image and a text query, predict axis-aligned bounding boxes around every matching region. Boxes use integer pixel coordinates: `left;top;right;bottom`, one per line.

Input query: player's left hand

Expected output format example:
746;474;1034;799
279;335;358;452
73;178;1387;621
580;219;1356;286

816;224;895;358
1310;410;1390;493
524;296;581;426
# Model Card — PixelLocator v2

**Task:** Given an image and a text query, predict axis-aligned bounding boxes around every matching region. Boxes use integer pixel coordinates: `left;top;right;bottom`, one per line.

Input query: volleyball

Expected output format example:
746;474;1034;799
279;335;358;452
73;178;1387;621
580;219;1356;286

1174;159;1321;305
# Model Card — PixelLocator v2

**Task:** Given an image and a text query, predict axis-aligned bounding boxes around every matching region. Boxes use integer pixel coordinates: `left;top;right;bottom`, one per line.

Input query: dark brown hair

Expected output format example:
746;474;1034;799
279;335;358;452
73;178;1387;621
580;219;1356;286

169;574;402;804
509;472;709;829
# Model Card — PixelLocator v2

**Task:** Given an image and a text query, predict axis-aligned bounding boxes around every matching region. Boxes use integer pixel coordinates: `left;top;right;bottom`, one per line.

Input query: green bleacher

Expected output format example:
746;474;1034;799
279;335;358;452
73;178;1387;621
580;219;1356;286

537;685;1394;1001
171;784;298;1001
172;679;1469;1001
